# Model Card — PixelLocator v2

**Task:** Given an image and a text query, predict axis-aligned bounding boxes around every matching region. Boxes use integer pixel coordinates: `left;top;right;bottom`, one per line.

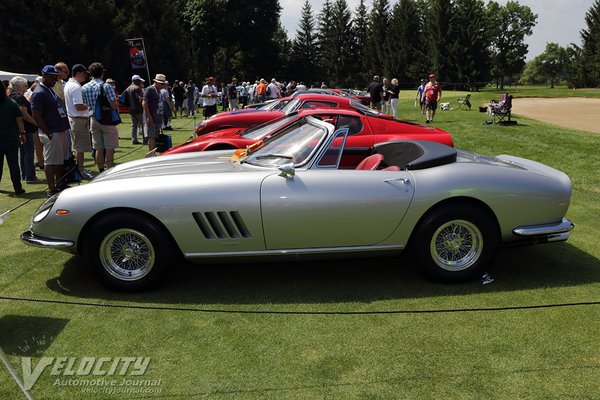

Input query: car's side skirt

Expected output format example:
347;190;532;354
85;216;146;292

184;244;404;260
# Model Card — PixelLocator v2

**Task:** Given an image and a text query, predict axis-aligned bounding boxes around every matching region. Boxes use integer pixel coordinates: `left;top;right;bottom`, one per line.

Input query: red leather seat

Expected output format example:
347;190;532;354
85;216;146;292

355;154;384;170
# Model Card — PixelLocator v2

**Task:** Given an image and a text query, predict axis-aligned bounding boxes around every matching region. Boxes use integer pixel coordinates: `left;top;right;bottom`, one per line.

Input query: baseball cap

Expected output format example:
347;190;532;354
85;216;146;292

429;73;436;78
131;74;145;82
41;65;60;75
72;64;88;75
207;76;215;81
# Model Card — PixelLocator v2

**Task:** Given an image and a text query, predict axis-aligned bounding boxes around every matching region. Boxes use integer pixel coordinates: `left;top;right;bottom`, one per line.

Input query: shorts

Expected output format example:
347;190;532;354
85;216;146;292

203;104;217;118
175;99;183;109
39;130;69;166
425;99;438;111
145;122;162;139
90;118;119;150
68;116;92;152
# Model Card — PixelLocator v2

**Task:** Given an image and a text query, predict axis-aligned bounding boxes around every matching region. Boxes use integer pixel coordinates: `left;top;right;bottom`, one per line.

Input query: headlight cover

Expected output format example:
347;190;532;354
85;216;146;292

32;194;58;223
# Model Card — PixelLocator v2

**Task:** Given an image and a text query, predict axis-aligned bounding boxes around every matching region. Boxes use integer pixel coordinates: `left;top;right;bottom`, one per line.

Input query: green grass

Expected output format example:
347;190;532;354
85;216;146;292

1;88;600;399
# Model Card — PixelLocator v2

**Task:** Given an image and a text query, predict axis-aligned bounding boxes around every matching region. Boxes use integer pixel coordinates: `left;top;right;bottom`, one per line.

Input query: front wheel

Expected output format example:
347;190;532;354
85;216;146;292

83;213;173;291
412;204;499;282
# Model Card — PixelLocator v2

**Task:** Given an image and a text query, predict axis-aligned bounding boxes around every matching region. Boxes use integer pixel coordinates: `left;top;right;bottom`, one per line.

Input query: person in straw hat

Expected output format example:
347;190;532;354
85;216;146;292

142;73;167;152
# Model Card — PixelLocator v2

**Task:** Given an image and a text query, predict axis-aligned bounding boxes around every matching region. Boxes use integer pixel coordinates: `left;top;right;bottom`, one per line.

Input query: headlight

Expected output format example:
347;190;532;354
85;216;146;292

32;194;58;223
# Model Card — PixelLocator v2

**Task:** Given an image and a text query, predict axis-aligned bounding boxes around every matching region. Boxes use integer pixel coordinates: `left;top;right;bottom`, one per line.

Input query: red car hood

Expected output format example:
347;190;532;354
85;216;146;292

163;127;248;155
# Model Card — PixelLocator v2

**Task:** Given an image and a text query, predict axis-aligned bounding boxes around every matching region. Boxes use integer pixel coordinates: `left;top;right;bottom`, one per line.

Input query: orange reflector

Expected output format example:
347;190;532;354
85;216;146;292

55;209;70;215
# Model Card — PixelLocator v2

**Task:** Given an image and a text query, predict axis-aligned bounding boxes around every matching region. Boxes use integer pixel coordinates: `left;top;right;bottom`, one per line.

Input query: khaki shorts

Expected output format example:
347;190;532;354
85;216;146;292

68;116;92;152
39;130;69;166
90;118;119;149
145;122;162;139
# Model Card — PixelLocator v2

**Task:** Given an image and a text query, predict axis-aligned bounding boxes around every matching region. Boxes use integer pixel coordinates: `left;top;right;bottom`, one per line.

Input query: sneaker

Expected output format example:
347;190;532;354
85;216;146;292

132;139;141;144
426;120;431;123
14;188;26;196
47;189;60;197
80;170;95;180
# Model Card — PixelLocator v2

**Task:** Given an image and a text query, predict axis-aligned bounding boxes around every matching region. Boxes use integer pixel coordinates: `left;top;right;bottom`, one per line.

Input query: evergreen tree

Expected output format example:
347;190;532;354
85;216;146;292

385;0;427;85
578;0;600;86
317;0;335;84
449;0;491;90
367;0;390;77
426;0;454;83
351;0;371;87
328;0;354;87
291;0;320;84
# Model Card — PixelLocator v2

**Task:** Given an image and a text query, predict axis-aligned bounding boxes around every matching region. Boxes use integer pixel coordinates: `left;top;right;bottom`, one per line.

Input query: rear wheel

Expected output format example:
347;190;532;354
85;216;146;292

83;213;173;291
412;204;499;282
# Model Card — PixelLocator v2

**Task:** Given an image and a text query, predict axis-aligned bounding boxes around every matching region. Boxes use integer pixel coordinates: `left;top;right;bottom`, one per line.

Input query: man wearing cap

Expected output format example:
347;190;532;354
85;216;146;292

424;73;442;123
200;77;218;119
81;62;119;172
64;64;93;180
31;65;71;196
143;73;167;151
125;74;145;144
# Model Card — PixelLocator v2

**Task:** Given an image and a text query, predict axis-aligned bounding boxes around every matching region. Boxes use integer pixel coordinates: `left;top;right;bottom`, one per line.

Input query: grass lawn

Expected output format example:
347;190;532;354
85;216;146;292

1;87;599;399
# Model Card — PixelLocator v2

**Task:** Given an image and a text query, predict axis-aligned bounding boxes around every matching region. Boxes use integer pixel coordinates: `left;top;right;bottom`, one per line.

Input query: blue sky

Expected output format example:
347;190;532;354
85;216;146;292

280;0;591;59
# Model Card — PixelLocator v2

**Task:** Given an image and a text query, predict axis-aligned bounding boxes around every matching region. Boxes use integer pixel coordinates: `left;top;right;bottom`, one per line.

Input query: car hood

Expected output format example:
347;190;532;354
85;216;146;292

93;150;244;181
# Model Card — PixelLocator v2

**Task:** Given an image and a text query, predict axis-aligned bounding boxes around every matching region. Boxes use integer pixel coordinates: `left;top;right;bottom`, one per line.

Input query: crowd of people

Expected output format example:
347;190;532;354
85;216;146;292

1;61;444;197
367;73;442;123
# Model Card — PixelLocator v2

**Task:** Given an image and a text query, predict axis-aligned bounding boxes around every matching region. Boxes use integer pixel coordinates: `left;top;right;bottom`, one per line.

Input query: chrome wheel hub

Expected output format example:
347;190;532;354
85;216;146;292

99;229;155;281
430;219;483;272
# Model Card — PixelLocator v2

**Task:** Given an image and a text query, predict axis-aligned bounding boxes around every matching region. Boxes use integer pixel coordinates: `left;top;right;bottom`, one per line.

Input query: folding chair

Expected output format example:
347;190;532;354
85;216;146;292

488;93;513;124
457;94;471;110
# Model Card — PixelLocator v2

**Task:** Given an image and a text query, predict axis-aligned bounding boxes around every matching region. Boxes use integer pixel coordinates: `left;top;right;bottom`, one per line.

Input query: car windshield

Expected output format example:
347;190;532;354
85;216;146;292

243;117;328;167
240;114;298;140
350;100;379;117
280;98;301;114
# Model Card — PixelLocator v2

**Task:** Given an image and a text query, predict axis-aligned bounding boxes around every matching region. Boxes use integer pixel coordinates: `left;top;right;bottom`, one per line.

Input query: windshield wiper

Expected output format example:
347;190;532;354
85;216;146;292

255;154;293;160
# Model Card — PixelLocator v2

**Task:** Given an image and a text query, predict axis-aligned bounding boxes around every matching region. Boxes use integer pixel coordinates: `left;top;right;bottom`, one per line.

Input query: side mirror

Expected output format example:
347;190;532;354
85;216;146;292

278;163;295;178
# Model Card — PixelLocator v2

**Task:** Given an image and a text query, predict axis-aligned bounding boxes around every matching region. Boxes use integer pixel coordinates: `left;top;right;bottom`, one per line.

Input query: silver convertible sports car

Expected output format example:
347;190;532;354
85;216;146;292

22;116;574;290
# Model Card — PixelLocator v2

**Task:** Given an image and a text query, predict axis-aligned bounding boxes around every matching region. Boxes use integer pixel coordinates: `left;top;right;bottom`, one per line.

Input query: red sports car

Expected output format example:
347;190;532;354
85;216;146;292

164;109;453;168
195;93;386;136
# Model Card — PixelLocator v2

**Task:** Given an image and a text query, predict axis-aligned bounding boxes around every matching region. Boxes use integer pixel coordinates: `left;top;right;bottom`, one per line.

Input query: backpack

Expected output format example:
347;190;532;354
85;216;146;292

95;84;121;125
266;85;271;96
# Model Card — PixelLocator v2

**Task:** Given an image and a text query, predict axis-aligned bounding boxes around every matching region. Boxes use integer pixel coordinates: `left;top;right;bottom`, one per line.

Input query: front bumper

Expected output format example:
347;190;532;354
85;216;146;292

21;231;75;249
512;218;574;243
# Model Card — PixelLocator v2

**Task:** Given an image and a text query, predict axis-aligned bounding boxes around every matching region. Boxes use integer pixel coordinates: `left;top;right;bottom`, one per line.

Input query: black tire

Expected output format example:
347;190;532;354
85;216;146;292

412;203;499;282
83;212;173;291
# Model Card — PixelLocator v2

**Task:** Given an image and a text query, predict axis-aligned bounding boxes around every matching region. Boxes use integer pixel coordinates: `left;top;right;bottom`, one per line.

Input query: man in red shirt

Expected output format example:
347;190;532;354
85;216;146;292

424;73;442;123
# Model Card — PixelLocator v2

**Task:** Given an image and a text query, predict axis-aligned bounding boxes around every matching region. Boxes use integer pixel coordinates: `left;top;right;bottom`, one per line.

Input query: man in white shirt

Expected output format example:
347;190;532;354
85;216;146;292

267;78;280;99
201;76;218;119
63;64;93;180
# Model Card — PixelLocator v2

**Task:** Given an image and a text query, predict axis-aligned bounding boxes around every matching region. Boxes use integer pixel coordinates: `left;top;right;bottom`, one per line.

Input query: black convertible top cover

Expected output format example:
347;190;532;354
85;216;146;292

373;140;457;170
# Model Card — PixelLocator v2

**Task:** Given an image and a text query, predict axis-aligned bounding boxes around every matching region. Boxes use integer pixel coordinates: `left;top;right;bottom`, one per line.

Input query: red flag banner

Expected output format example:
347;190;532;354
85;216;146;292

127;38;147;70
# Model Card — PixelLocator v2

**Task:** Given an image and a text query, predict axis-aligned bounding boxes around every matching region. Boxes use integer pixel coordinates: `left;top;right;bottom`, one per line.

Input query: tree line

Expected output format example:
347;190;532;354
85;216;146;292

1;0;598;89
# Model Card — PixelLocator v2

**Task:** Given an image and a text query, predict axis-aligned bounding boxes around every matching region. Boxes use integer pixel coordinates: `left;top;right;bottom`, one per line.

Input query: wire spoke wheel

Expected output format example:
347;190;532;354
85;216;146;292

99;228;155;281
430;219;483;272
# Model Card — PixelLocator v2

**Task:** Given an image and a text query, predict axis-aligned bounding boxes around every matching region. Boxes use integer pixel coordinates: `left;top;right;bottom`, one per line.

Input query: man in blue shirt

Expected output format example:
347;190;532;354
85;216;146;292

82;62;119;172
31;65;71;196
415;78;426;115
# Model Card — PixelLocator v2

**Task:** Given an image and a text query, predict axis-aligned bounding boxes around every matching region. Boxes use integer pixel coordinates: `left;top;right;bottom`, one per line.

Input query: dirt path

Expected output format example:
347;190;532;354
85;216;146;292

511;97;600;133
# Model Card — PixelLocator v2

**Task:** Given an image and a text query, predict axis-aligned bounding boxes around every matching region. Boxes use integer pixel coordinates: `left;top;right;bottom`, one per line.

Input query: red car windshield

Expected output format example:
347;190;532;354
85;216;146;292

240;114;299;140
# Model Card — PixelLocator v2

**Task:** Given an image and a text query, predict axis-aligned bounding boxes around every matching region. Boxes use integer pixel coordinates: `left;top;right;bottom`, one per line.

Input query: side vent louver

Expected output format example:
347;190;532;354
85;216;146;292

192;211;252;240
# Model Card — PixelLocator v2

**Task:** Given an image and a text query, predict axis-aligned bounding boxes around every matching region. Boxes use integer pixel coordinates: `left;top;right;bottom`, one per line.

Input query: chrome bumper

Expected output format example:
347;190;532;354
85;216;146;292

21;231;74;249
513;218;574;242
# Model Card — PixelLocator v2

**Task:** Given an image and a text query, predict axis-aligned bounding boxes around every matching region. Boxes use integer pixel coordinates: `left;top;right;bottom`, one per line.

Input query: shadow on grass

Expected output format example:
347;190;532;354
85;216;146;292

0;315;68;356
45;242;600;306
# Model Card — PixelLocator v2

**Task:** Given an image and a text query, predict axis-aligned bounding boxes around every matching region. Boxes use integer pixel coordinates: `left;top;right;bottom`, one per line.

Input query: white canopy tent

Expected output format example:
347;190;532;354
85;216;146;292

0;70;39;82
